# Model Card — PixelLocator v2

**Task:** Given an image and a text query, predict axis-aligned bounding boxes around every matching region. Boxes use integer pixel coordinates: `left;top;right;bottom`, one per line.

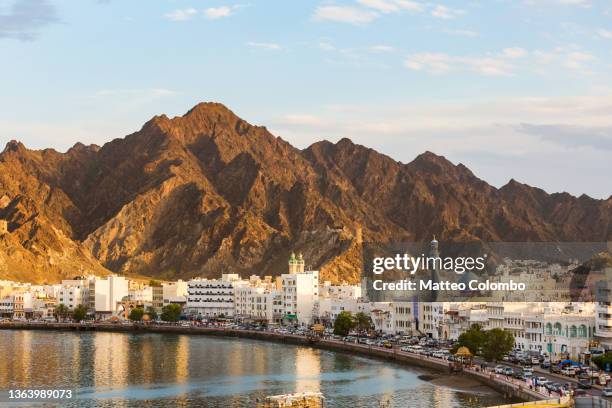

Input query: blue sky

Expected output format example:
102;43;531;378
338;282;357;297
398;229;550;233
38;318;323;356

1;0;611;198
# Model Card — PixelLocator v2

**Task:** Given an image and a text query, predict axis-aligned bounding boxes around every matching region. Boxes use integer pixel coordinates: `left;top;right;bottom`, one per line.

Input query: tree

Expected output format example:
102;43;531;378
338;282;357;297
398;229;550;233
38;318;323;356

354;312;373;331
593;353;612;370
129;307;145;321
73;304;87;322
482;329;515;362
54;304;69;321
452;324;486;355
146;306;158;321
161;304;182;322
333;311;355;336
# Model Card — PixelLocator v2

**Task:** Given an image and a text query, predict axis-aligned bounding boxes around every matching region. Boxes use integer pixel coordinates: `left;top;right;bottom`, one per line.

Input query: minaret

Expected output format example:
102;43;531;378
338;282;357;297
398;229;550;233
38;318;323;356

429;235;440;302
289;252;297;273
297;253;305;273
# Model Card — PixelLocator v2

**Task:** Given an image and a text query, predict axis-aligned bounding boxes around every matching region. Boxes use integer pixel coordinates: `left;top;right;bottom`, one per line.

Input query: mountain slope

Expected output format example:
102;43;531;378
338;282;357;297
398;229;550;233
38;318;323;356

0;102;610;283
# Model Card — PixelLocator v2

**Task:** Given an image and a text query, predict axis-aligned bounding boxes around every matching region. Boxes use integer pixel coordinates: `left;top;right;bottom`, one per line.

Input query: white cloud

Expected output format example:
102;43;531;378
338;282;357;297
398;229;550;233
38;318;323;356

204;6;233;19
445;29;479;37
164;8;198;21
369;44;394;52
269;95;612;198
404;52;513;76
318;41;336;51
313;5;379;25
502;47;527;59
404;47;597;77
357;0;423;13
524;0;591;6
598;29;612;39
431;5;463;19
247;41;282;50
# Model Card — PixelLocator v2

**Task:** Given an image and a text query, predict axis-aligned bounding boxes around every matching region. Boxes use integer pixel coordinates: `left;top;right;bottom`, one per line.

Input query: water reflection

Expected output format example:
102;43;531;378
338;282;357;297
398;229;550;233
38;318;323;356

0;331;513;407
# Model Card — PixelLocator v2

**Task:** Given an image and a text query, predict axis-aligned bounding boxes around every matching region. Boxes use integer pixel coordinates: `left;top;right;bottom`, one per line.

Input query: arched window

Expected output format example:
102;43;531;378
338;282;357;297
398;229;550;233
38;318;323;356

554;322;562;336
570;325;577;338
578;325;587;337
546;323;552;335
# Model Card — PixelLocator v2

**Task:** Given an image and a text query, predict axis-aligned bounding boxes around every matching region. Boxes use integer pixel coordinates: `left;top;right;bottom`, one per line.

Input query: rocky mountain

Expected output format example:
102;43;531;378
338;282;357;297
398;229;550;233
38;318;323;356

0;102;610;284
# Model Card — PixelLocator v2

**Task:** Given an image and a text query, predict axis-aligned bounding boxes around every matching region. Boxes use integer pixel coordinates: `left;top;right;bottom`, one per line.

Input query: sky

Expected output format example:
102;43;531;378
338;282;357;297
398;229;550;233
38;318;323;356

0;0;611;199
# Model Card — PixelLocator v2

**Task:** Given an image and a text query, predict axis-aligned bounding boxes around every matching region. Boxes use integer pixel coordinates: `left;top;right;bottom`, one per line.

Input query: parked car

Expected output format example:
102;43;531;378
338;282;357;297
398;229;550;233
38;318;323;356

540;361;551;369
602;387;612;397
574;389;587;397
535;376;550;385
550;365;562;374
495;365;505;374
503;367;514;376
561;367;576;376
577;379;592;389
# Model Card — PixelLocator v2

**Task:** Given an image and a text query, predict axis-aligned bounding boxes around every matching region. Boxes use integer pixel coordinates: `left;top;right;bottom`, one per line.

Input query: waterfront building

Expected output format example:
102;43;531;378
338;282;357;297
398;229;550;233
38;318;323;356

32;296;57;319
0;296;13;318
595;272;612;350
162;280;188;309
59;279;90;310
186;274;246;318
89;275;128;319
368;301;415;335
12;291;33;319
483;302;596;361
318;281;366;324
128;286;153;308
235;285;283;324
281;253;319;326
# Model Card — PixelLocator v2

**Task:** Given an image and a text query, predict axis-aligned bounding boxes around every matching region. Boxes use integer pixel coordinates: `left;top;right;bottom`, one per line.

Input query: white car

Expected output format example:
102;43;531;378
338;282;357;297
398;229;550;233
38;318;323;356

495;365;505;374
535;377;549;385
603;387;612;397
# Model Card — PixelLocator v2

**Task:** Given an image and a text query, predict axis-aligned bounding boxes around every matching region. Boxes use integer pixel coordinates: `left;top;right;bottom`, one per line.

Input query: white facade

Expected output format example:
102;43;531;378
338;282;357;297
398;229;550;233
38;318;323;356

318;282;365;323
0;297;13;317
128;286;153;305
484;302;595;360
90;276;128;315
187;274;245;318
595;278;612;350
282;270;319;326
235;285;282;324
163;280;188;304
59;279;89;310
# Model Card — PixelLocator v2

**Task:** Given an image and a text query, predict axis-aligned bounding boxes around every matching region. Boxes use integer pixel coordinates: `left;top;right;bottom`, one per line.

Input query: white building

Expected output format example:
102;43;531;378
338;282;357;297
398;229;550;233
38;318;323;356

281;253;319;326
595;276;612;350
89;275;128;317
0;297;13;318
128;286;153;306
58;279;90;310
484;302;595;360
318;282;365;323
235;285;283;324
187;274;245;318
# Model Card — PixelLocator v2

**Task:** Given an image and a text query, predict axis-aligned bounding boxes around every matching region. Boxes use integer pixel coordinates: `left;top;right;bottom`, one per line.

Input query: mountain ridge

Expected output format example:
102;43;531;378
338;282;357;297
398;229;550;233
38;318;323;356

0;102;610;284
